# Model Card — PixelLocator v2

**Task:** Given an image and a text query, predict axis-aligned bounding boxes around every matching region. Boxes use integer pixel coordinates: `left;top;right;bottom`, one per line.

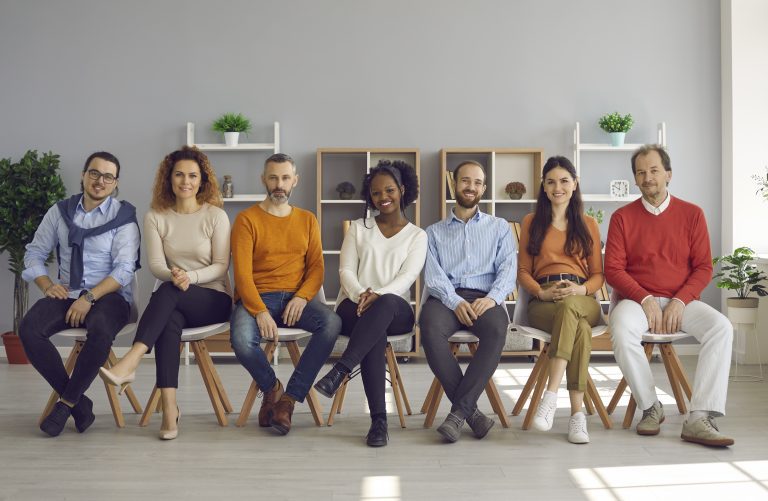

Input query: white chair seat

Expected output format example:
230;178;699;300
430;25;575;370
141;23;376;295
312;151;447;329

54;322;138;342
641;332;690;343
448;330;479;343
516;324;609;343
180;322;230;342
387;331;415;344
277;327;312;342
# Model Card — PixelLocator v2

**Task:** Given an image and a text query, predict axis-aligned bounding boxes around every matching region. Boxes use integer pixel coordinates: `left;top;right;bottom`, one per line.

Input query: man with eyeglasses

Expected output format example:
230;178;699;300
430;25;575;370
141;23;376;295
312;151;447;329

19;151;140;437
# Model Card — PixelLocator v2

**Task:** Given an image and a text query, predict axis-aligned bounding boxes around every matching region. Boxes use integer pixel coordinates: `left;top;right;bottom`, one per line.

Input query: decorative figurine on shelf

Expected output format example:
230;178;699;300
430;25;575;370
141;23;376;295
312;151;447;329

211;112;252;147
598;111;634;147
505;181;526;200
336;181;356;200
222;175;234;198
609;179;630;198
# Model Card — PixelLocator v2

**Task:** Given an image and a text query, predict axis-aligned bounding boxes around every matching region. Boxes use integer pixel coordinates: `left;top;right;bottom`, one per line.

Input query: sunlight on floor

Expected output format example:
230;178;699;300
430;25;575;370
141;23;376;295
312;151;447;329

570;460;768;500
360;475;401;500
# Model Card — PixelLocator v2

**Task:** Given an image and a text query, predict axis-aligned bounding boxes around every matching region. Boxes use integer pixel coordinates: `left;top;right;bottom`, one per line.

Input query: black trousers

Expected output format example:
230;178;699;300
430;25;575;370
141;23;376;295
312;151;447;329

134;282;231;388
336;294;414;417
420;289;508;417
19;293;130;405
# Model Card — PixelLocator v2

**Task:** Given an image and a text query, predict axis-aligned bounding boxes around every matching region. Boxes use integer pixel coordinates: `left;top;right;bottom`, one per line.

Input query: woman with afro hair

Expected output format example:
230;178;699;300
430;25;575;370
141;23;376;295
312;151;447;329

314;159;427;447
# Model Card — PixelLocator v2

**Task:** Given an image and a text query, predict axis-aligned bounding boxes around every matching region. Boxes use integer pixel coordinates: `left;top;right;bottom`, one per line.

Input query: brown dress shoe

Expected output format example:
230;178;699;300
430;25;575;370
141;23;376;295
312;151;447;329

270;395;295;435
258;380;284;427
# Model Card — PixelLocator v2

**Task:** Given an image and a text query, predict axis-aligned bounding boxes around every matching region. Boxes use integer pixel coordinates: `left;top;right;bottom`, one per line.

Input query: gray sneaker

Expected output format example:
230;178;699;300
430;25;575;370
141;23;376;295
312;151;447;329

437;411;465;443
466;409;495;439
681;416;734;447
636;401;665;436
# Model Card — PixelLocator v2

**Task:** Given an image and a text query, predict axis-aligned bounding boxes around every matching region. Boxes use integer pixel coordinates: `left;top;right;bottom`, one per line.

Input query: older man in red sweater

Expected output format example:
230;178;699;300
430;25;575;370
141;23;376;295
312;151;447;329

605;145;733;447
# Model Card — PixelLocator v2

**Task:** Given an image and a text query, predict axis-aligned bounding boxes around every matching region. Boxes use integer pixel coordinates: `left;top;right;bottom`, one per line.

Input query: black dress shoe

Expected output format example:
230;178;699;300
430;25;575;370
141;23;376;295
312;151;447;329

40;402;72;437
71;395;95;433
313;365;348;398
366;417;388;447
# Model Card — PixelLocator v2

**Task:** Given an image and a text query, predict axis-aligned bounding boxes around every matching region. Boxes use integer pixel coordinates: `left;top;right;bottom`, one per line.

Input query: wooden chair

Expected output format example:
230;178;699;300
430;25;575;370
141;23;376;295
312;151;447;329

235;288;328;428
511;287;613;430
326;331;414;428
40;274;143;428
419;289;511;428
606;332;693;429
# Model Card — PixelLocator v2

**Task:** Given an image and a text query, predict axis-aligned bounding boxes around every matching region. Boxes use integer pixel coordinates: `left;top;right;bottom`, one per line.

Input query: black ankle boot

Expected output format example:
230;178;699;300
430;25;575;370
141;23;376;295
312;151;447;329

71;395;95;433
313;365;348;398
40;401;72;437
366;417;388;447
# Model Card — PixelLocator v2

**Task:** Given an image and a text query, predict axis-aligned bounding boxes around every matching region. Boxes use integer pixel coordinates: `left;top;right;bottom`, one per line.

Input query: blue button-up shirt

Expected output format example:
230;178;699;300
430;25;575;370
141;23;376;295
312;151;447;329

425;208;517;310
22;196;140;304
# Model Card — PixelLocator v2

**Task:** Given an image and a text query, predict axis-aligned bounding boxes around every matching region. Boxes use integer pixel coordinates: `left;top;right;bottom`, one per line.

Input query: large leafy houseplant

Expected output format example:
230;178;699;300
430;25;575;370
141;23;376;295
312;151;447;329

0;151;66;337
712;246;768;301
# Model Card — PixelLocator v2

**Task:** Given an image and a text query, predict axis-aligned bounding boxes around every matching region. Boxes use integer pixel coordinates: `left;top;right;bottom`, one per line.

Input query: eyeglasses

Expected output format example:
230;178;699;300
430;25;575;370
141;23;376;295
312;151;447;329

86;169;117;184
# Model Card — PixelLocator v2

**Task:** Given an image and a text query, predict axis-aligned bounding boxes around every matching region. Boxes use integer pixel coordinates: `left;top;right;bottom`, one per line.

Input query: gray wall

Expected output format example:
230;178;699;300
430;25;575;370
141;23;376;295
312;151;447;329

0;0;722;334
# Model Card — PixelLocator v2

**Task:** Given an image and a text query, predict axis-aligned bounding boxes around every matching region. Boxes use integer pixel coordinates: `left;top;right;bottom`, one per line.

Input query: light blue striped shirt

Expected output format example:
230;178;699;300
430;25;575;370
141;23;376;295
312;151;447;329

22;196;140;304
425;208;517;309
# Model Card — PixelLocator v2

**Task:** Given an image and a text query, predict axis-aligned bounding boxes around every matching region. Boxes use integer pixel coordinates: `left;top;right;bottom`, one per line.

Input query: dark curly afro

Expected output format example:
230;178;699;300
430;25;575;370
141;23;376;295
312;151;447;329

360;159;419;218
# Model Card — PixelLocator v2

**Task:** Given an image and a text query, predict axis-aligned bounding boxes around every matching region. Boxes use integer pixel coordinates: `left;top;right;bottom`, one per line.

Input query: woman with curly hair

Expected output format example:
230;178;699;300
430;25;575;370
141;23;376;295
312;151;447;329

517;155;604;444
314;159;427;447
100;146;232;440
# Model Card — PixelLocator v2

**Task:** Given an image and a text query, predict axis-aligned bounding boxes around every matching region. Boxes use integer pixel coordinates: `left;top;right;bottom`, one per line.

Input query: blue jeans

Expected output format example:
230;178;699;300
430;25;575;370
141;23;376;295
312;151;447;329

230;292;341;402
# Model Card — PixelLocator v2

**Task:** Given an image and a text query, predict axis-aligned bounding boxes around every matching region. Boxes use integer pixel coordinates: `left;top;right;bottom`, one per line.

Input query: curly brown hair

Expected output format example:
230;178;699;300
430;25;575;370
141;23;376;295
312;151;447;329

151;146;223;210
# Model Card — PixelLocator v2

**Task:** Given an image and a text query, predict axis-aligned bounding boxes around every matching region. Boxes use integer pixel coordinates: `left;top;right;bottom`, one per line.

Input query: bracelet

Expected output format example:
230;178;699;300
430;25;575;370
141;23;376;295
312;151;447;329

44;284;55;294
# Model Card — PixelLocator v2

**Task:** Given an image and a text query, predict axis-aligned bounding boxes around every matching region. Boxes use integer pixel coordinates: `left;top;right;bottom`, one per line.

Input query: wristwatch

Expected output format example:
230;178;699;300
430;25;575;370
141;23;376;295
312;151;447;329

80;289;96;305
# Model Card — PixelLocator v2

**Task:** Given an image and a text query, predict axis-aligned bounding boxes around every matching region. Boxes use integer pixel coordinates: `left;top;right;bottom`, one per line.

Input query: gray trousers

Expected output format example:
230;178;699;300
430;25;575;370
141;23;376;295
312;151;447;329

420;289;508;417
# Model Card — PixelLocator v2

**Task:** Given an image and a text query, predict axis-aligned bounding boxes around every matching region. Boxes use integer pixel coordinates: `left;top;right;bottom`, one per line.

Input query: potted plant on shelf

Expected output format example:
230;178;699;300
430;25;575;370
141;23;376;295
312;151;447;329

505;181;526;200
585;207;605;248
211;112;252;147
0;151;66;364
752;166;768;201
598;112;634;147
712;246;768;325
336;181;356;200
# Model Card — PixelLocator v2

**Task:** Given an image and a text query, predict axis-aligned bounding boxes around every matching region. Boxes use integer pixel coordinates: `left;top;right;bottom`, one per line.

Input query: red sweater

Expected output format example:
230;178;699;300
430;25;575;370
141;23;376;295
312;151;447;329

604;196;712;305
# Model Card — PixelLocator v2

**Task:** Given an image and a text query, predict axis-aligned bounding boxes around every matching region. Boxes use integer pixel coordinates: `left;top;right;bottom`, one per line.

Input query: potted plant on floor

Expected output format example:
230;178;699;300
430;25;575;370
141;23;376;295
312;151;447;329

713;246;768;325
504;181;526;200
0;150;66;363
598;112;634;147
211;112;252;147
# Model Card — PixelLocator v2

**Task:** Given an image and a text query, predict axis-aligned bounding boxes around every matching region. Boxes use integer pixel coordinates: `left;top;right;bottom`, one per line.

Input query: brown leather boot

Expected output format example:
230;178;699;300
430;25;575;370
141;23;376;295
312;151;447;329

258;380;284;427
270;395;296;435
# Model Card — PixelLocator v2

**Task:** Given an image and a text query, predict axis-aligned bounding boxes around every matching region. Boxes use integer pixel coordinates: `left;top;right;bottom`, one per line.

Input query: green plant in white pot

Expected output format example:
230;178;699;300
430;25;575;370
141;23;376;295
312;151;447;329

598;112;634;147
0;151;66;363
212;112;252;147
713;246;768;325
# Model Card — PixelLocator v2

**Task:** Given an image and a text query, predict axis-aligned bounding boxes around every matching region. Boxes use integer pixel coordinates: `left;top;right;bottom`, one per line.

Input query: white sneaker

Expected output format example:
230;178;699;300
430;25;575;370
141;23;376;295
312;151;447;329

532;391;557;431
568;412;589;444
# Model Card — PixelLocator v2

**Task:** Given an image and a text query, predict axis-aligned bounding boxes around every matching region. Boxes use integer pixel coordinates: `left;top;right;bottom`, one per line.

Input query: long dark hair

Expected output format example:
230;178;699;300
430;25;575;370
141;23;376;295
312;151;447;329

527;156;593;258
361;159;419;228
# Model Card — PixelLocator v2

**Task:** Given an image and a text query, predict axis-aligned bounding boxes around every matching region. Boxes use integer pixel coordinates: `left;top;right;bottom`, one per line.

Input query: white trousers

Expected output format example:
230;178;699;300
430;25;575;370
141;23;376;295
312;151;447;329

610;297;732;416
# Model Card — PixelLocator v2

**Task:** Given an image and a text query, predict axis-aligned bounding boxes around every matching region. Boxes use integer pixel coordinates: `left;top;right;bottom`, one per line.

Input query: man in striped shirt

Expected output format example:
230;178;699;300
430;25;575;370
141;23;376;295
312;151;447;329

421;160;517;443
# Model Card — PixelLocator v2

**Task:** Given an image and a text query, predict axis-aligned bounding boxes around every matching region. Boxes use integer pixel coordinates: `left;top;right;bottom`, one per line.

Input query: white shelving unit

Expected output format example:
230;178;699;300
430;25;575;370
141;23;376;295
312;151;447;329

185;121;280;203
573;121;667;201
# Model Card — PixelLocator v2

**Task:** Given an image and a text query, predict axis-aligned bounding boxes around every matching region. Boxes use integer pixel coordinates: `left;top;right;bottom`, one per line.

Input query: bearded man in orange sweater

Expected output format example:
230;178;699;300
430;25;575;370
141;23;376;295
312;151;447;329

605;145;733;447
230;153;341;435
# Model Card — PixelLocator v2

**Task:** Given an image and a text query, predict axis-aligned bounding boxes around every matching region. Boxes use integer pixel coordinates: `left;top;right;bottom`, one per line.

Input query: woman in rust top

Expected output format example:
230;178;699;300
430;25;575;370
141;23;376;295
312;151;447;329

518;156;603;444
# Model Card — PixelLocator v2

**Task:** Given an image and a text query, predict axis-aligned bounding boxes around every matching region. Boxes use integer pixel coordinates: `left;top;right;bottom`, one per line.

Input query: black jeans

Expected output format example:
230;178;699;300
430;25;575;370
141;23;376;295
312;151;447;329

419;289;508;417
134;282;232;388
19;293;130;405
336;294;414;417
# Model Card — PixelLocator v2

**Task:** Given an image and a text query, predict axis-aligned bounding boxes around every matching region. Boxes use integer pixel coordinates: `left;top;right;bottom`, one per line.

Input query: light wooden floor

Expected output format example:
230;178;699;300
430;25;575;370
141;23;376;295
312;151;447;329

1;355;767;501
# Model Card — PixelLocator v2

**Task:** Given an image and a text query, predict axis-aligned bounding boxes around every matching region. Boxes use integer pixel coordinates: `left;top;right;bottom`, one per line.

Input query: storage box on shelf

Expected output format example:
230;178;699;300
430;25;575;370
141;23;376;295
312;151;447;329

441;148;545;357
317;148;421;358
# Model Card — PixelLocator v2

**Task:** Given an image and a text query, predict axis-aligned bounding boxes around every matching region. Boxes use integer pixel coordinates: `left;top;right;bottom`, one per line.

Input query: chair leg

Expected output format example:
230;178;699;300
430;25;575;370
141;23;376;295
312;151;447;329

205;347;233;413
385;346;407;428
583;388;595;415
40;341;83;424
522;344;551;430
326;376;349;426
235;381;259;427
586;374;612;429
468;342;509;428
139;385;162;426
284;341;324;427
622;342;654;428
420;376;441;414
335;376;349;414
107;350;142;414
662;343;693;400
191;341;228;426
607;378;628;415
512;344;548;416
422;342;460;428
388;344;412;415
659;343;687;414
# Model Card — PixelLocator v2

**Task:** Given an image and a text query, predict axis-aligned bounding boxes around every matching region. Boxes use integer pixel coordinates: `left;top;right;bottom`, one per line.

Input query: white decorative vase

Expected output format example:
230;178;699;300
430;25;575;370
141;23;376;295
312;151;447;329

224;132;240;147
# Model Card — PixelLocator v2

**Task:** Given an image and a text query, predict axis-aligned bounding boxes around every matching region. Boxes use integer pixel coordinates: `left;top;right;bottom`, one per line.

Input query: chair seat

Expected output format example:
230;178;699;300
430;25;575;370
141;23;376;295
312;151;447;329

448;330;479;343
387;331;415;344
53;323;137;341
516;324;608;343
641;332;690;343
276;327;312;342
180;322;230;342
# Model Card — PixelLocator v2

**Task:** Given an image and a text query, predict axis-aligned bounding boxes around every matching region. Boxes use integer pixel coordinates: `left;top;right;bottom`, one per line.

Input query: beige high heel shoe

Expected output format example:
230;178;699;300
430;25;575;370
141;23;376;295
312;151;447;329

159;407;181;441
98;367;136;395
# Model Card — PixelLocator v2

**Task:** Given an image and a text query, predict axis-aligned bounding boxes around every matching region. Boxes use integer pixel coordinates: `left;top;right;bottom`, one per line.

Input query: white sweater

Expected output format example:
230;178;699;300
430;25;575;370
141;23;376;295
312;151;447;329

337;218;428;308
